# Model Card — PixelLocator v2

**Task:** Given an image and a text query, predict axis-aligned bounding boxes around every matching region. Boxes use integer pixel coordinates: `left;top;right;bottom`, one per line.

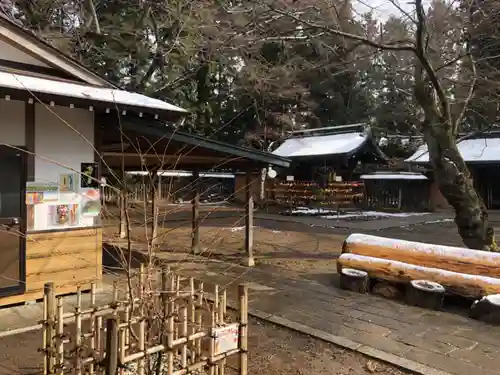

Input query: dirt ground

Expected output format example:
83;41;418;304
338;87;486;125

230;317;409;375
0;316;409;375
102;204;346;281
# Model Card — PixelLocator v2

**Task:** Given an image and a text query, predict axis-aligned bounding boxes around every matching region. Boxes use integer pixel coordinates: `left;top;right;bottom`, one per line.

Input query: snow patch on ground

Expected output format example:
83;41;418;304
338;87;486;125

423;218;454;224
290;208;430;220
321;211;429;219
291;207;337;215
226;226;245;232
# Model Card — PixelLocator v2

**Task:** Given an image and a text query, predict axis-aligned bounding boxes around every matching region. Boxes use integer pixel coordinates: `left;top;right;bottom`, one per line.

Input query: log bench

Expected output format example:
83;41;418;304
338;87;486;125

337;233;500;300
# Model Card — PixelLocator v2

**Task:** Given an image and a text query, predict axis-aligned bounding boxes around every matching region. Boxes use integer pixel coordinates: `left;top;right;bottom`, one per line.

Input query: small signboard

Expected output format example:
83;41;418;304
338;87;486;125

212;323;239;355
286;175;294;182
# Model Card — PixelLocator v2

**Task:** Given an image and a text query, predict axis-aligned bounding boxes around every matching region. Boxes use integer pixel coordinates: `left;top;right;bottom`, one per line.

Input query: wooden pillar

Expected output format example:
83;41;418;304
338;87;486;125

244;171;255;267
119;189;126;239
191;170;200;255
157;174;162;201
151;170;159;249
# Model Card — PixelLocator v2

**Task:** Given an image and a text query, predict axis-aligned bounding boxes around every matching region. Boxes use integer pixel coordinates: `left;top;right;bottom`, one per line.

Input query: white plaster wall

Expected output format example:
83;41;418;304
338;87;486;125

0;38;50;67
34;104;95;184
0;99;26;146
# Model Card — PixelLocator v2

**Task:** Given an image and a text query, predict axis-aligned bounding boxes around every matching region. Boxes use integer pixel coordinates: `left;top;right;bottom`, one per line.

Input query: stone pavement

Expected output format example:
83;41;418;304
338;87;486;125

160;255;500;375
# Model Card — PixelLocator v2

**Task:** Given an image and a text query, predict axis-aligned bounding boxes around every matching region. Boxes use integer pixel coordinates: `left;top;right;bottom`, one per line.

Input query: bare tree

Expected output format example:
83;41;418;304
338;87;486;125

254;0;496;251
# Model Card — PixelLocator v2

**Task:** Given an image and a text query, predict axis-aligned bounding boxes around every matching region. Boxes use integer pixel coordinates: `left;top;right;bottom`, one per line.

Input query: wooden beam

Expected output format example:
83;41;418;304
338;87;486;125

245;171;255;267
191;170;200;255
103;152;228;164
25;102;35;181
0;30;109;86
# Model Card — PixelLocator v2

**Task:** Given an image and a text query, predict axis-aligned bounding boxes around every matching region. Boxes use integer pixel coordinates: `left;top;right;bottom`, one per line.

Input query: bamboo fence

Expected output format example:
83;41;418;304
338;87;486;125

40;265;248;375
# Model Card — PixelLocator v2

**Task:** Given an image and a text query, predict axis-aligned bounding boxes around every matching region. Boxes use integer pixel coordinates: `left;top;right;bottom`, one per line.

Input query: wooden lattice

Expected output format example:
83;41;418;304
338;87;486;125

41;265;248;375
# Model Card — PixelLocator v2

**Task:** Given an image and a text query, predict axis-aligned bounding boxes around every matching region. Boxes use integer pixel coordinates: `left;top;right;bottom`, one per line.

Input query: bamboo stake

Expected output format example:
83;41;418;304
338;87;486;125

238;285;248;375
213;285;220;375
209;309;216;375
96;315;104;361
219;290;227;375
167;273;175;375
56;297;64;375
89;283;96;375
180;306;188;369
214;285;219;326
44;283;56;375
112;281;118;315
195;281;204;360
42;293;48;375
174;275;180;345
75;287;82;375
138;264;146;375
188;277;195;365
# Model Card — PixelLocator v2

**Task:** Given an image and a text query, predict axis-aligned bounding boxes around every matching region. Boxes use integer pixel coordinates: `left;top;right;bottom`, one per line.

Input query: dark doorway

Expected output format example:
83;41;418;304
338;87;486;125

0;146;26;297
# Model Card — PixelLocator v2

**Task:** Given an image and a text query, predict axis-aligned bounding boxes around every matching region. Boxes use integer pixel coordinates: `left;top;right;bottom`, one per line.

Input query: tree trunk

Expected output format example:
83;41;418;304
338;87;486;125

416;81;496;251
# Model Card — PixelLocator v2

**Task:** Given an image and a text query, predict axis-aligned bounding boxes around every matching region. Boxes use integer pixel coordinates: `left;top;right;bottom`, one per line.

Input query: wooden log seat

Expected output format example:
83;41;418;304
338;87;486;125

405;280;445;310
339;268;369;293
338;253;500;299
341;233;500;278
470;295;500;324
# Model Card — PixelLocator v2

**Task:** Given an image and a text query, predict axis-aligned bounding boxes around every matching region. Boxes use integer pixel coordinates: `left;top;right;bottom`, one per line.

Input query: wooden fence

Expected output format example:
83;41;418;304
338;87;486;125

363;179;431;212
41;266;248;375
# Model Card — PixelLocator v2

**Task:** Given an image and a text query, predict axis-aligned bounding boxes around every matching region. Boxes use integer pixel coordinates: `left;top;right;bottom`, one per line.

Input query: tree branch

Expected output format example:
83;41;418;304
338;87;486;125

454;53;477;135
268;6;416;52
414;0;451;124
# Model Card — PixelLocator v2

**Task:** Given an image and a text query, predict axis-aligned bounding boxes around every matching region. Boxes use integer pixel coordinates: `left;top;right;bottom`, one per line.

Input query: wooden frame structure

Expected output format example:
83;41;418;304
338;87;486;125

0;15;188;306
101;116;291;267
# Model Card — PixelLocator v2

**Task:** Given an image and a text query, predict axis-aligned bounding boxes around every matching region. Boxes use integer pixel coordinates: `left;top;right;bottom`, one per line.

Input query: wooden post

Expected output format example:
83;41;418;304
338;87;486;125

238;284;248;375
119;190;126;239
44;282;56;374
158;173;163;201
191;170;201;255
244;171;255;267
105;318;119;375
397;186;402;210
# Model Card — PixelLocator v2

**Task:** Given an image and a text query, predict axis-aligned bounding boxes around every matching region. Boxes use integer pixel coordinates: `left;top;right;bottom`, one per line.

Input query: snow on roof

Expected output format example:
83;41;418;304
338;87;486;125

406;138;500;163
360;172;428;180
0;70;187;114
272;131;368;158
127;170;235;178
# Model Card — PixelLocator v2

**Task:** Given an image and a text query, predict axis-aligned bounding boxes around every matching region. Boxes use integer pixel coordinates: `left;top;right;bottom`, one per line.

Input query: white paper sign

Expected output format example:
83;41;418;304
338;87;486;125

213;323;239;355
286;175;294;182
